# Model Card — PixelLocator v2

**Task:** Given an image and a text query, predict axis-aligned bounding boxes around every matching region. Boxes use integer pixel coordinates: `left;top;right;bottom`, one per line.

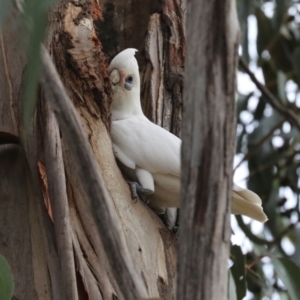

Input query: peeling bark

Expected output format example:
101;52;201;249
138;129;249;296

43;99;77;300
0;0;185;299
142;0;185;228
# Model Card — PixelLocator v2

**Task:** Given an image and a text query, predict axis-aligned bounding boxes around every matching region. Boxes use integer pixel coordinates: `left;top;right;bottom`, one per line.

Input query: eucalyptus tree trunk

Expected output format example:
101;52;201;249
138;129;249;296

178;0;240;299
0;1;184;300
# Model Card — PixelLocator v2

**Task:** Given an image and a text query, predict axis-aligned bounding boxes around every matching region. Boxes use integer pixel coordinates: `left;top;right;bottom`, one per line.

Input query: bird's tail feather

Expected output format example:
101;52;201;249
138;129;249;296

232;184;268;223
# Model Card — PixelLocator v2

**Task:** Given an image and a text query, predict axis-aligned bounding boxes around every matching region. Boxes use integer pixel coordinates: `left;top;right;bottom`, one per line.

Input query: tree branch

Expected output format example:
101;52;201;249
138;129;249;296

233;119;284;173
239;57;300;131
235;216;295;248
43;99;78;300
40;46;148;299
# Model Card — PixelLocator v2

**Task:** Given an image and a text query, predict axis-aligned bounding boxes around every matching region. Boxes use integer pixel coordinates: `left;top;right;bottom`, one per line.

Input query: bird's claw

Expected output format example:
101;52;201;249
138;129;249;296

127;181;152;204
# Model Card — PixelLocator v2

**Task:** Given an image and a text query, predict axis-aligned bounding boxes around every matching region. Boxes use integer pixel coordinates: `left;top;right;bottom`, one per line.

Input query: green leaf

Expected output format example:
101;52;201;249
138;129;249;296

291;226;300;265
255;7;274;56
272;257;300;300
278;292;291;300
21;0;58;130
291;47;300;84
229;270;238;300
244;252;265;296
236;125;246;154
230;245;246;300
273;0;287;32
236;0;252;62
236;215;270;245
269;35;294;75
21;0;48;130
253;96;266;120
0;255;14;300
277;71;287;104
260;60;277;96
248;113;284;197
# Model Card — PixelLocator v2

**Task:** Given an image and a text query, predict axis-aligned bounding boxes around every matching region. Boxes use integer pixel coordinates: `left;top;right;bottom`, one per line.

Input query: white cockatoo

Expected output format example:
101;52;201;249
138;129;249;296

108;48;268;223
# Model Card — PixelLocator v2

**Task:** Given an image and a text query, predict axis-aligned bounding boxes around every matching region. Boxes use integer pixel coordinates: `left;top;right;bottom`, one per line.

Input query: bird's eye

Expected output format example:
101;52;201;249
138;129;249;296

124;74;134;91
126;75;133;83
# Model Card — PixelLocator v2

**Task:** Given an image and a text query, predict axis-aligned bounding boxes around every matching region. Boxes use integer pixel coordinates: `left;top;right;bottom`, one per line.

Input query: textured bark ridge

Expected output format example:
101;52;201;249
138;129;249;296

0;0;186;299
143;0;185;136
51;0;111;129
178;0;240;299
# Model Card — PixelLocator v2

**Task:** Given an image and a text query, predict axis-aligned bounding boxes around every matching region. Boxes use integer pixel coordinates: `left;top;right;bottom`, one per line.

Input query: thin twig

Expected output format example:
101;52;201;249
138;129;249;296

245;265;260;278
240;152;290;182
236;215;295;248
40;46;148;299
242;147;300;182
269;223;296;246
234;119;284;173
246;255;269;270
239;57;300;132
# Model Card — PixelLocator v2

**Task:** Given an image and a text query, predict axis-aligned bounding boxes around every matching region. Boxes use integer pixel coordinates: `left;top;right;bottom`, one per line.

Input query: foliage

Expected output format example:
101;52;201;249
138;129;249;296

233;0;300;299
0;255;14;300
21;0;53;129
0;0;56;129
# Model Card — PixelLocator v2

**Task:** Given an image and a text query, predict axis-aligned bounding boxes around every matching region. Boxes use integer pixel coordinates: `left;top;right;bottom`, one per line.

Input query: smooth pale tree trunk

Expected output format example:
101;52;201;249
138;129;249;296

0;0;184;299
178;0;240;299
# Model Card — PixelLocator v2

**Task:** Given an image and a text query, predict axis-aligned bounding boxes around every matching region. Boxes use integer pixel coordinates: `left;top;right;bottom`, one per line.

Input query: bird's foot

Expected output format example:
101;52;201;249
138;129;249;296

127;181;153;204
159;208;180;235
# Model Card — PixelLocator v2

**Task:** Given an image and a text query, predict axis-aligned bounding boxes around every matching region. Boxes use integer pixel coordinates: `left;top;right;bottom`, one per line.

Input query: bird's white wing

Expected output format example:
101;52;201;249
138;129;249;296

111;116;181;176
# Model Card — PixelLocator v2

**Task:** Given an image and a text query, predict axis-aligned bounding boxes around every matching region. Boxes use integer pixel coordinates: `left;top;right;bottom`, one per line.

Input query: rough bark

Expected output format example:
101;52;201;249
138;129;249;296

43;99;77;300
178;0;240;299
41;46;148;299
0;0;185;299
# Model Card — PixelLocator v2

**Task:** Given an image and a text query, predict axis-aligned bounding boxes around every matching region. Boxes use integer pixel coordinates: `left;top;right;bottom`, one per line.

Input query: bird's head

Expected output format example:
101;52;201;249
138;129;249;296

108;48;142;120
108;48;139;93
